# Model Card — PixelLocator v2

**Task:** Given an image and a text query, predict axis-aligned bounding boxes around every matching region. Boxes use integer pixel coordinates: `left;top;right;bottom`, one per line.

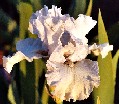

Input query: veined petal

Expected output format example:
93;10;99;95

89;43;113;58
3;51;25;73
16;38;47;62
45;59;100;101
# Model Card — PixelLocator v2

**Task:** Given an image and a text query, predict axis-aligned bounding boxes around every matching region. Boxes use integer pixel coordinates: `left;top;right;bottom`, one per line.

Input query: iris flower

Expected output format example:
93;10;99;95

3;5;113;102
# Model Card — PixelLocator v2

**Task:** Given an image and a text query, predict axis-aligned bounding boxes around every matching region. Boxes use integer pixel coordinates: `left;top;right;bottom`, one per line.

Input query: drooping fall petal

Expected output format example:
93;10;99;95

3;38;46;73
16;38;47;61
3;51;25;73
46;59;100;101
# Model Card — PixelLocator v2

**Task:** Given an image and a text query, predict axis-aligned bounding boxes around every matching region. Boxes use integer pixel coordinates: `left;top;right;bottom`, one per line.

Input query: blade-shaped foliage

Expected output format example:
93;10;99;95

41;80;49;104
113;50;119;85
86;0;93;16
17;2;33;39
73;0;86;18
18;2;32;103
93;9;114;104
8;80;20;104
8;84;16;104
18;2;41;104
31;0;42;11
97;96;100;104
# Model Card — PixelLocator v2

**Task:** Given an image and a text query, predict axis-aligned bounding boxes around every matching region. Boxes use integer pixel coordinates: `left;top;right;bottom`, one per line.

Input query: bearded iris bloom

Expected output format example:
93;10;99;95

3;5;113;102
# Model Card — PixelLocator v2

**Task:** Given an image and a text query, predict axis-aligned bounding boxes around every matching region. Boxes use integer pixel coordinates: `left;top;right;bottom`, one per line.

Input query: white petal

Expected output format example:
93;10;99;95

46;61;74;100
75;14;97;37
49;42;89;63
28;5;97;53
64;17;88;44
28;5;65;54
99;43;113;58
16;38;46;62
68;43;89;62
48;5;62;17
64;14;97;44
49;46;66;63
49;43;75;63
44;18;63;54
89;43;113;58
3;51;25;73
45;59;100;101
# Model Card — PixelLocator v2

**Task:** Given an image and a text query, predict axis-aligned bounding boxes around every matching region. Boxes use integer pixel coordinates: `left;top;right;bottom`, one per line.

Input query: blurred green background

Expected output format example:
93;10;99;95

0;0;119;104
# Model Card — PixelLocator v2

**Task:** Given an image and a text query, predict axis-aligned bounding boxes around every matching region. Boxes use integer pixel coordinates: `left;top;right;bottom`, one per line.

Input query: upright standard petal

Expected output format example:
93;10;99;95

64;14;97;44
75;14;97;37
46;59;100;101
28;5;97;53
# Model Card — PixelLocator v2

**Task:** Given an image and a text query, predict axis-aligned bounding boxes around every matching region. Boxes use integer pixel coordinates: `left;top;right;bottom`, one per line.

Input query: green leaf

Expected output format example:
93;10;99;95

98;9;109;43
31;0;42;11
17;2;33;39
73;0;86;18
8;84;16;104
113;50;119;85
8;80;20;104
97;96;100;104
18;2;42;104
93;9;114;104
86;0;93;16
34;59;46;103
41;80;49;104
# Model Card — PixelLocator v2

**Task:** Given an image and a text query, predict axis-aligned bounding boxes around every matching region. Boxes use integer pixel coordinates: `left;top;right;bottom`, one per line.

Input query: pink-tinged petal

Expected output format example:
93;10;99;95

45;59;100;101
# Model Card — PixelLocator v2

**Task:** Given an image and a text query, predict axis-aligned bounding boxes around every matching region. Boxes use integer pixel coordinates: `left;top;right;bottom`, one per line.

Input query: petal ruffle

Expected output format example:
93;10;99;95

64;14;97;44
28;5;97;53
45;59;100;101
28;5;64;53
